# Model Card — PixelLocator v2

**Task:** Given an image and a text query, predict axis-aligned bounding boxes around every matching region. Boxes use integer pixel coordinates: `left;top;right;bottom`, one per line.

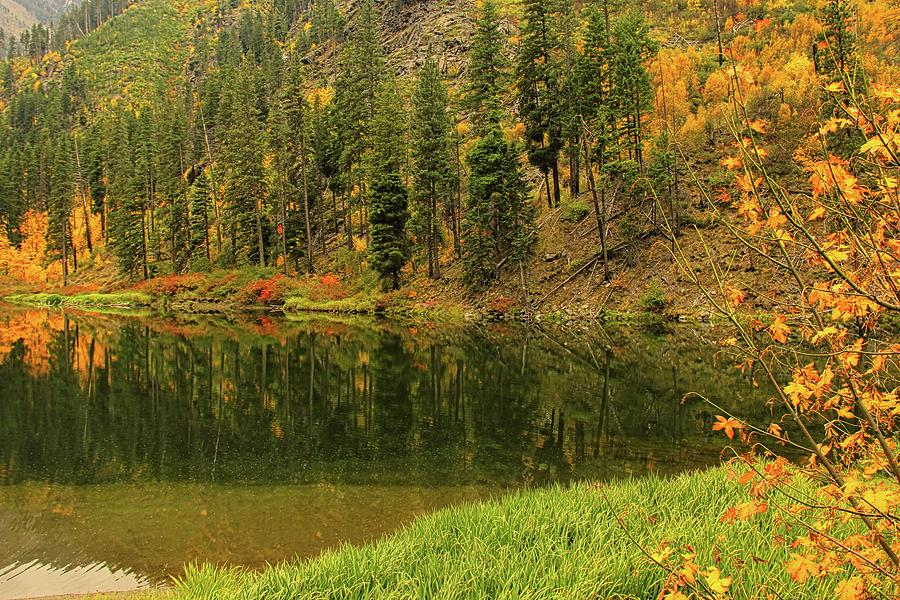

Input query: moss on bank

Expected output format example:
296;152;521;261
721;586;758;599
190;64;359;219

5;292;152;308
173;467;853;600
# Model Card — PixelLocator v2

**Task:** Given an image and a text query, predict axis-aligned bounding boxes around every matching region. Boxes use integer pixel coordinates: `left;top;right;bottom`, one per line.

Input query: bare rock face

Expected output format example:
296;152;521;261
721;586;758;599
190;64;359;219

379;0;474;77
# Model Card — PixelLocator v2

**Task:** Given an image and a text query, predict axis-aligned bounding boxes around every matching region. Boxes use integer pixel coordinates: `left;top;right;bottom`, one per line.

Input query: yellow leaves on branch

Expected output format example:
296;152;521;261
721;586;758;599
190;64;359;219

720;500;767;523
712;415;745;440
767;314;791;343
834;577;867;600
808;156;864;205
785;552;819;583
703;567;732;595
726;285;747;308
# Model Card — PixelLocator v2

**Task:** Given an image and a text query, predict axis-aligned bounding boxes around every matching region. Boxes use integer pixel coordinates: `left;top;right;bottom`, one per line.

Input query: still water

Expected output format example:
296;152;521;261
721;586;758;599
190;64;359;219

0;305;769;598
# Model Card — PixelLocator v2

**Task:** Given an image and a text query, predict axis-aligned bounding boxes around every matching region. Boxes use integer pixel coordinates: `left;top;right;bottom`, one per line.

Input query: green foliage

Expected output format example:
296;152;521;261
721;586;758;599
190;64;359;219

640;282;669;313
462;0;508;133
219;58;267;267
515;0;563;207
6;291;152;307
462;126;535;288
411;52;453;279
562;199;591;223
175;468;854;599
367;81;410;290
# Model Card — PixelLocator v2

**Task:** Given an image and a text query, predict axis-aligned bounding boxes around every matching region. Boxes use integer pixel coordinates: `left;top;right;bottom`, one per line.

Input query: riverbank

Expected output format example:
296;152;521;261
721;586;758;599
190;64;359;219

164;466;846;599
0;267;708;325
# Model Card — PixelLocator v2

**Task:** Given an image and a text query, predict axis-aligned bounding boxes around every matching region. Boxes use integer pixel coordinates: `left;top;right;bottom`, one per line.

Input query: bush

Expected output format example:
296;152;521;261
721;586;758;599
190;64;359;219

640;283;669;313
562;200;591;223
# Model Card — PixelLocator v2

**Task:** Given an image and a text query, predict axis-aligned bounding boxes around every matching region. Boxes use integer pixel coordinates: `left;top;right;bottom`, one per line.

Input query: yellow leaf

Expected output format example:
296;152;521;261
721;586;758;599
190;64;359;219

835;576;866;600
704;567;732;595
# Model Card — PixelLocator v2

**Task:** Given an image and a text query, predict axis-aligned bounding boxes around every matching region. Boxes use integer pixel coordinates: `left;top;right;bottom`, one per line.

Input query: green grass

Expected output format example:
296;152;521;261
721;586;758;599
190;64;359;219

283;295;378;315
5;291;152;308
173;467;855;599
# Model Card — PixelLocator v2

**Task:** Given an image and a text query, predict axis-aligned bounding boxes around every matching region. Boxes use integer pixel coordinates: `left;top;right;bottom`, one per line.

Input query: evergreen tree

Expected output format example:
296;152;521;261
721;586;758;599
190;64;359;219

462;0;508;134
815;0;857;80
607;13;657;169
270;58;315;273
188;169;212;265
107;114;148;280
515;0;563;208
220;58;267;266
411;53;454;279
367;81;410;290
47;132;74;284
462;125;534;288
333;0;384;244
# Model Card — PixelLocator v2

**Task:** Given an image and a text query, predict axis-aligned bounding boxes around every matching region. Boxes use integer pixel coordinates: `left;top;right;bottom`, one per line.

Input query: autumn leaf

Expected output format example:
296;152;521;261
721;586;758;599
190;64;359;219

785;553;817;582
712;415;745;440
834;577;866;600
720;156;742;170
726;286;747;308
768;314;791;344
704;567;732;595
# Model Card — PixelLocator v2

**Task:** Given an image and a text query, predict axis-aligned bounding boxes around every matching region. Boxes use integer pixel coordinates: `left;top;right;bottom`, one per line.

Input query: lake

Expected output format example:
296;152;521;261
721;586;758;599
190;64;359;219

0;305;769;598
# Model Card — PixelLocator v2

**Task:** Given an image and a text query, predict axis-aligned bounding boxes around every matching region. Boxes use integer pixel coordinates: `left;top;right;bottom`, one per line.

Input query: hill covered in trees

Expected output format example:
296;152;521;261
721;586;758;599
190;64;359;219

0;0;897;317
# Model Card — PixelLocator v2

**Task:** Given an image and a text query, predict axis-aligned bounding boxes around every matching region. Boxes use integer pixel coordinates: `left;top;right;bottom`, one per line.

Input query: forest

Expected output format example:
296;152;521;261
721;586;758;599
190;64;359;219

1;0;900;596
0;0;891;309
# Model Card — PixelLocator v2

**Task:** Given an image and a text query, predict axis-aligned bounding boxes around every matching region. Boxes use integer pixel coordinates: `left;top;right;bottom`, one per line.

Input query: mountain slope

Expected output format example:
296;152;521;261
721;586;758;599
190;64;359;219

0;0;37;37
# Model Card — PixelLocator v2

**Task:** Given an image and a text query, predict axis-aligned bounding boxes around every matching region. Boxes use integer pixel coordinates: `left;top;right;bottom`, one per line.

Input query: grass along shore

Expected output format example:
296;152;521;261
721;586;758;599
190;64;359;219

169;466;856;600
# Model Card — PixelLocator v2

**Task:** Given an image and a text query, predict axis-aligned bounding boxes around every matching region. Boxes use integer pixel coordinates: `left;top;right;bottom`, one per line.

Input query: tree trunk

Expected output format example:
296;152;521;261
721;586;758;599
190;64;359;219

141;208;149;280
431;188;441;279
551;159;562;207
300;124;314;274
61;214;68;286
713;0;724;66
73;136;92;252
199;106;223;255
255;200;265;267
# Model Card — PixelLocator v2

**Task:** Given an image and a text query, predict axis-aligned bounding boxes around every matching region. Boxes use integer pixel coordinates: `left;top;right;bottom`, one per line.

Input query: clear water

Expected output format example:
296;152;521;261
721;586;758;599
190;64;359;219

0;305;769;598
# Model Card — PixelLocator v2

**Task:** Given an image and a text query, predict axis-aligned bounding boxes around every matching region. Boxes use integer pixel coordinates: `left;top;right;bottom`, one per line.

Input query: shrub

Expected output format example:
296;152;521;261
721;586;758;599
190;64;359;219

640;283;669;313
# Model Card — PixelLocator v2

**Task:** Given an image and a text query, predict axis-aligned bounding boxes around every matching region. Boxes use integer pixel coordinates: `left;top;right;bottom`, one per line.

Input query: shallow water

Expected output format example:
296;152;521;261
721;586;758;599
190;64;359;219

0;306;769;598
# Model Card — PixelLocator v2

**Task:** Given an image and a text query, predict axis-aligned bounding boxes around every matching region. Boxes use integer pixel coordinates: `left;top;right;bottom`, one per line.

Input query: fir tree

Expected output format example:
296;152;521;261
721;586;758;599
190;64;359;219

220;58;267;266
367;80;410;290
815;0;857;80
270;58;315;273
47;132;74;284
515;0;563;207
462;125;534;288
333;0;384;243
607;13;657;169
462;0;508;134
188;169;212;265
411;53;454;279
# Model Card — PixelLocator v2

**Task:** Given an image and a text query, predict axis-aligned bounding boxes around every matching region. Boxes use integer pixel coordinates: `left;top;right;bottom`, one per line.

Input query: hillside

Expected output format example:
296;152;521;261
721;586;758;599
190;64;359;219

0;0;36;37
0;0;897;319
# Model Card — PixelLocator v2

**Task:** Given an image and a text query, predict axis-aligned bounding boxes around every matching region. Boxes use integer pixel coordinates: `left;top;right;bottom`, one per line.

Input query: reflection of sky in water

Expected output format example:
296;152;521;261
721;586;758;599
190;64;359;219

0;560;150;599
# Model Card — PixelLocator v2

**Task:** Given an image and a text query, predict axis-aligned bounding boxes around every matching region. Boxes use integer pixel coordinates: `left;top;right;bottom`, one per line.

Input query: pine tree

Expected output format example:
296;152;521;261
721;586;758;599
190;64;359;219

47;132;74;284
515;0;563;208
270;58;315;274
815;0;857;80
607;13;657;169
107;114;148;280
220;58;267;266
411;53;454;279
367;80;410;290
462;125;535;288
462;0;508;134
188;169;212;266
333;0;384;244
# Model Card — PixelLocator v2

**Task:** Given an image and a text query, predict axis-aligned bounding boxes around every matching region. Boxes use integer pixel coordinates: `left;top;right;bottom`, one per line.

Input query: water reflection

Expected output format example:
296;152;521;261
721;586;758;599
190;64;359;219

0;306;770;596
